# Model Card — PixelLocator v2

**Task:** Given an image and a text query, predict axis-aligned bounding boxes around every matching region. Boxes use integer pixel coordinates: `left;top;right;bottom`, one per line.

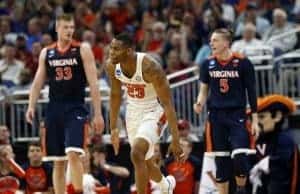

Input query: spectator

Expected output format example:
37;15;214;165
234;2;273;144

0;125;10;145
21;141;53;194
26;17;42;51
167;119;200;142
203;0;235;24
26;41;42;78
0;144;25;193
91;145;130;194
41;33;54;47
235;2;270;38
165;137;201;194
249;95;299;194
0;43;26;87
0;18;18;44
231;22;264;62
15;35;34;72
263;8;297;54
165;49;188;83
142;21;166;54
82;30;104;70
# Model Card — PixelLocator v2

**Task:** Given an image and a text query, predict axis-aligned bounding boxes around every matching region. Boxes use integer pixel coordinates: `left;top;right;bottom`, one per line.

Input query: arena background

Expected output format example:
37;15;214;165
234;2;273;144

0;0;300;193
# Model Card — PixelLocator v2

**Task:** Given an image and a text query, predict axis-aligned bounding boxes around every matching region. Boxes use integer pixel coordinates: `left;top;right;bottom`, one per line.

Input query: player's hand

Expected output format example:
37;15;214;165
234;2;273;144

92;115;105;135
251;119;260;139
111;128;120;156
26;107;35;125
168;139;185;162
193;102;202;114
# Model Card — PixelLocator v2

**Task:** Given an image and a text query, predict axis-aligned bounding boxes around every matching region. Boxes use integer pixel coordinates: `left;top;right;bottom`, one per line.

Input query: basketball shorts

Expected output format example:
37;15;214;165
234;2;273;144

126;103;166;160
42;101;89;161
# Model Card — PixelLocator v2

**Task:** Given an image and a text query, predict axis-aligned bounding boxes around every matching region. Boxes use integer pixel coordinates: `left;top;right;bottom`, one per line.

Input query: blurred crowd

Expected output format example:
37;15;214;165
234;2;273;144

0;0;299;92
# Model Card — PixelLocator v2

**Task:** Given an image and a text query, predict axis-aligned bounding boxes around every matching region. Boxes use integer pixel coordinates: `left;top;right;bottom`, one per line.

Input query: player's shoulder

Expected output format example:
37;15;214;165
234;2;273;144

142;53;163;72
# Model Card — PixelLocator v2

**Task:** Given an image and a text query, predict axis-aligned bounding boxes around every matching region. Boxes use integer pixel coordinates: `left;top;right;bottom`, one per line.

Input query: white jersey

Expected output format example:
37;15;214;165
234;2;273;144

114;53;165;160
114;52;158;106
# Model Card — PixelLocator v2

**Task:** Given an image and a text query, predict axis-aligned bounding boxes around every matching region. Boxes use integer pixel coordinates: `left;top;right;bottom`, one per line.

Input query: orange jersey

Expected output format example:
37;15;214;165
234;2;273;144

166;156;201;194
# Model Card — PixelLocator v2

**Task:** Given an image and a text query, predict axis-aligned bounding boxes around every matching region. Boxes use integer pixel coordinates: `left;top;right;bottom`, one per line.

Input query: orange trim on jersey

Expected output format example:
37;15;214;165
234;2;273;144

71;40;81;47
205;121;213;152
290;146;298;194
246;119;255;149
46;42;56;49
40;126;47;156
83;122;89;150
209;52;245;66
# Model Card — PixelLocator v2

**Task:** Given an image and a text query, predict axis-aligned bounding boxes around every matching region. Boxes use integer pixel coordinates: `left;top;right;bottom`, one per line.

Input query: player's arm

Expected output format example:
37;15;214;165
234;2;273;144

143;57;180;145
105;61;122;155
242;58;258;134
195;83;208;106
80;42;102;118
26;48;47;124
105;62;122;130
194;60;209;113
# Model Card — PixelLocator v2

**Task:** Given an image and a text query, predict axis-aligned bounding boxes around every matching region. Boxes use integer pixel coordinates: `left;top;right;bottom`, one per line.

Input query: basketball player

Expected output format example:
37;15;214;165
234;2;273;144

26;14;104;194
194;28;259;194
106;33;184;194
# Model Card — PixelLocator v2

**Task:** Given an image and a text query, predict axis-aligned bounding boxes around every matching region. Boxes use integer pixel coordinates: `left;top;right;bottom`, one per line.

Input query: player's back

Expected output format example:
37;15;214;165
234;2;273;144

114;52;159;107
45;40;86;103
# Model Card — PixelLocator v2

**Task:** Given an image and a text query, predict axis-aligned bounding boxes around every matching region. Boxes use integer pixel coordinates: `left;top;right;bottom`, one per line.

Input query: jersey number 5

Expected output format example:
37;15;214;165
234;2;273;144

55;67;73;81
220;78;229;93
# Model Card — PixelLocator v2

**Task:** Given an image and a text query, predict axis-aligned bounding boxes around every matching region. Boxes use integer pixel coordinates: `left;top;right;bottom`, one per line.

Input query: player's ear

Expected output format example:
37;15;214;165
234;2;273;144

127;47;133;54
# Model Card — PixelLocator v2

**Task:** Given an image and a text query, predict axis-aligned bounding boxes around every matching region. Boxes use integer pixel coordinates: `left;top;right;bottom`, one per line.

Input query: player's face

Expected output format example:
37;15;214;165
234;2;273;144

56;20;75;42
28;146;42;163
109;39;128;65
257;111;281;133
210;32;229;56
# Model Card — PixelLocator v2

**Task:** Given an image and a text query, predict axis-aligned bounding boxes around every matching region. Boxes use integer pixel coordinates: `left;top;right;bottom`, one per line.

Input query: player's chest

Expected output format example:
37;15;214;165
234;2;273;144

208;62;241;80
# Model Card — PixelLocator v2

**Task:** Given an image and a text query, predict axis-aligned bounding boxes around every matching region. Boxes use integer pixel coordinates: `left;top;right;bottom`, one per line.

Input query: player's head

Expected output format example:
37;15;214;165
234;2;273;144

27;141;42;165
210;28;233;56
55;13;75;42
257;95;296;133
109;32;134;65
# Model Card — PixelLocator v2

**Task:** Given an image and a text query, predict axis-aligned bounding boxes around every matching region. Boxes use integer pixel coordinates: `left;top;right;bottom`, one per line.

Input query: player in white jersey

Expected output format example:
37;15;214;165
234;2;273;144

106;33;184;194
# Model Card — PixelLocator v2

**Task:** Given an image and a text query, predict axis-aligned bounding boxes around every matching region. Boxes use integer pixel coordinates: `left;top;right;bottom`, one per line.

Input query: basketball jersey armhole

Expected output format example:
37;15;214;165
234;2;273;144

136;52;146;82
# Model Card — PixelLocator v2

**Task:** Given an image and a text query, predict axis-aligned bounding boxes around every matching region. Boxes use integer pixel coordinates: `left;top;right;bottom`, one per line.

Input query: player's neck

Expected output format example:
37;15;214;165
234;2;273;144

120;53;137;73
216;49;232;61
57;39;72;50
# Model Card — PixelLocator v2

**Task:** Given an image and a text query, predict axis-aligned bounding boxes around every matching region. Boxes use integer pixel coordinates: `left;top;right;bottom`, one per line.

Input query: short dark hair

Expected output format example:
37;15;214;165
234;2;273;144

92;145;107;154
28;141;41;148
115;32;134;48
56;13;74;22
213;28;233;43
